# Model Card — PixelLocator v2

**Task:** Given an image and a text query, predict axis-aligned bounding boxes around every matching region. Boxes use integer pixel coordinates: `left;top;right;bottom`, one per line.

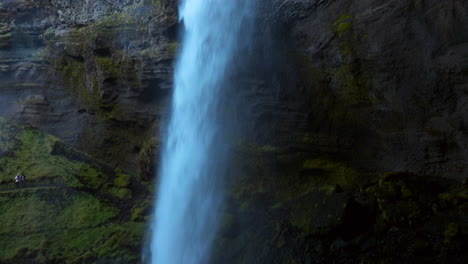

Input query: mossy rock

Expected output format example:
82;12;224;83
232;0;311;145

290;190;349;235
301;158;360;191
439;185;468;204
366;181;402;201
167;41;180;56
114;173;132;188
117;188;132;200
444;222;460;242
378;200;423;226
0;119;150;263
332;14;353;37
95;56;122;80
131;200;153;222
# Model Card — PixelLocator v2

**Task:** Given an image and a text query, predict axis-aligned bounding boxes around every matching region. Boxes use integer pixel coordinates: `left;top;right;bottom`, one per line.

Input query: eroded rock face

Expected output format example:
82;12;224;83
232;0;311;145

248;0;468;179
211;0;468;263
50;0;142;25
2;1;466;179
0;0;178;176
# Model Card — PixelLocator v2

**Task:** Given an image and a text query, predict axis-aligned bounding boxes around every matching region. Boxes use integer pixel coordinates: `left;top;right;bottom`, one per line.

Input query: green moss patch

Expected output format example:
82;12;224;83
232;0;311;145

332;14;353;37
167;42;180;56
0;119;140;199
230;141;369;216
0;188;123;261
114;173;132;188
95;56;122;79
301;158;360;190
290;191;349;235
0;120;105;188
106;186;133;200
329;14;374;105
0;120;153;263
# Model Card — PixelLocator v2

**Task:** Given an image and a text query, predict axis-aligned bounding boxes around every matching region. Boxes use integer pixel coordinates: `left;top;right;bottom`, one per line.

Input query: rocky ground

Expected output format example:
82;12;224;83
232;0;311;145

0;0;467;263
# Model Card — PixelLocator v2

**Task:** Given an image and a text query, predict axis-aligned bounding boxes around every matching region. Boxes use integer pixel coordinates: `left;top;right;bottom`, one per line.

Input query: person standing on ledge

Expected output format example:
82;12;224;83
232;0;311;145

20;173;26;187
14;174;20;189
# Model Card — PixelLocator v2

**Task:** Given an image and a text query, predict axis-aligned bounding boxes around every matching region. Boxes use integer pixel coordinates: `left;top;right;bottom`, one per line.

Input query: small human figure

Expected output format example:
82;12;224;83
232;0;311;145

20;173;26;187
14;174;20;189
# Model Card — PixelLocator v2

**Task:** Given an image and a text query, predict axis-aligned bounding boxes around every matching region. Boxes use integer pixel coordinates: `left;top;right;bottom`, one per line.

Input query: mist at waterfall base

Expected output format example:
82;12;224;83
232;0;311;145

148;0;256;264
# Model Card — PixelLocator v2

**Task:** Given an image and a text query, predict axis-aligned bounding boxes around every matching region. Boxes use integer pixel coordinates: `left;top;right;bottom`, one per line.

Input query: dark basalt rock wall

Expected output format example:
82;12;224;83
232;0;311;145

212;1;468;263
251;0;468;179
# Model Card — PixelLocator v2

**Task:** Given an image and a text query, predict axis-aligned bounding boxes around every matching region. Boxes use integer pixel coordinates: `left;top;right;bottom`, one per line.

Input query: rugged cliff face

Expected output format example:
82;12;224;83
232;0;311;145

249;0;468;179
0;0;467;263
2;0;467;183
0;1;177;262
0;0;178;178
215;0;468;263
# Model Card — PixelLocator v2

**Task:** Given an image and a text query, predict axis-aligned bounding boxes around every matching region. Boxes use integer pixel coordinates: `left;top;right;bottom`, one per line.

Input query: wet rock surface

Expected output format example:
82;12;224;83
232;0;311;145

255;0;468;179
213;169;468;263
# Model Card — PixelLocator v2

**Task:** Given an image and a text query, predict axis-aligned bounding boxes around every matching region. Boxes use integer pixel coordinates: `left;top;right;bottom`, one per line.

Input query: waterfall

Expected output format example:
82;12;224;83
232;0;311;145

149;0;255;263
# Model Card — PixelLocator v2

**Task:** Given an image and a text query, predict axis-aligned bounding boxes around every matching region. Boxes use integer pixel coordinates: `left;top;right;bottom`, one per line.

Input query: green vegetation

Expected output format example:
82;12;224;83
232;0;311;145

114;173;132;188
230;140;367;208
95;56;122;79
0;120;127;195
0;120;84;186
167;42;180;56
0;32;12;40
444;223;460;242
0;185;142;262
106;185;133;200
329;14;374;105
0;120;151;263
151;0;164;9
332;14;353;37
0;118;131;192
38;0;175;176
58;54;130;122
289;191;348;235
329;62;374;104
139;137;158;181
221;153;468;262
98;13;136;29
131;200;153;222
115;188;133;200
0;199;144;263
59;57;100;112
141;47;159;58
301;158;360;190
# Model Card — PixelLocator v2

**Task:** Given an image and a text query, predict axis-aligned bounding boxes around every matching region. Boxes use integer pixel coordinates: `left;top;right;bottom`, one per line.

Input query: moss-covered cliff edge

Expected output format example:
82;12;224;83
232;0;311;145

0;119;153;263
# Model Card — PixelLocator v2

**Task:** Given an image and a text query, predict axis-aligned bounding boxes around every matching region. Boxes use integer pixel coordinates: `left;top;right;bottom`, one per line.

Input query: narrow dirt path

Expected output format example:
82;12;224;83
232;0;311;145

0;183;69;193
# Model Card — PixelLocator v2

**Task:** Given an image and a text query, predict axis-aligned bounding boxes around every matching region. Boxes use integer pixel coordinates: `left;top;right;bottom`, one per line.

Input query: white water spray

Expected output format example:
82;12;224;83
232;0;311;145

150;0;255;263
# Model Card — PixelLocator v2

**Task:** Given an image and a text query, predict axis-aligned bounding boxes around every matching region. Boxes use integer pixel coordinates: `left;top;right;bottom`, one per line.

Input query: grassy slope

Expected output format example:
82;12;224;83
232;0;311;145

0;119;152;263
